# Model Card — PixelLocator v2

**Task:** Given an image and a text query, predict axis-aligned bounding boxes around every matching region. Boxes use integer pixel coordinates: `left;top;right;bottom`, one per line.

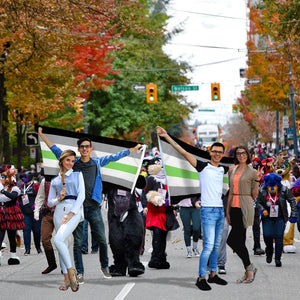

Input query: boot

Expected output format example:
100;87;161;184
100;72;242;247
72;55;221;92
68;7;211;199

42;249;57;274
8;252;20;265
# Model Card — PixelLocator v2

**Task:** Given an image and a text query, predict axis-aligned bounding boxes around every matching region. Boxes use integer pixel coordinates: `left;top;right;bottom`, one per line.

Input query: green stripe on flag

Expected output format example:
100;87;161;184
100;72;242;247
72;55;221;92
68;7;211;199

164;165;199;180
42;150;59;160
103;161;138;174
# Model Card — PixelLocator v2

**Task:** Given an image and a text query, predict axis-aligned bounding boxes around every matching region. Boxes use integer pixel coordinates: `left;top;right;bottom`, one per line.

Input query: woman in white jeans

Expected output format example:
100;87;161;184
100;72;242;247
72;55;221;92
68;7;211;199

48;149;85;292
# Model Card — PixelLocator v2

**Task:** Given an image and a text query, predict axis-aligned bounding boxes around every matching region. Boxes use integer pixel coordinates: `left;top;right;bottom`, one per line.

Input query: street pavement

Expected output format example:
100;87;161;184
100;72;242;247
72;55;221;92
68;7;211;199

1;207;300;300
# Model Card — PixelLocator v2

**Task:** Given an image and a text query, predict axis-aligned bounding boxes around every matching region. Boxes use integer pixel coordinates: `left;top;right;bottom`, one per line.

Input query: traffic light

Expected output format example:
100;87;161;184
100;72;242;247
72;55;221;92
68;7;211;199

232;104;238;113
146;84;157;103
297;121;300;135
211;83;221;101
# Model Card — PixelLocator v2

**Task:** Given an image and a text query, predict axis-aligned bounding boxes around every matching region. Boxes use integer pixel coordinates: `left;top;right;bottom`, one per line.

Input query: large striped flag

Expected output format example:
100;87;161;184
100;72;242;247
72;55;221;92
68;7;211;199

38;126;145;193
158;135;234;204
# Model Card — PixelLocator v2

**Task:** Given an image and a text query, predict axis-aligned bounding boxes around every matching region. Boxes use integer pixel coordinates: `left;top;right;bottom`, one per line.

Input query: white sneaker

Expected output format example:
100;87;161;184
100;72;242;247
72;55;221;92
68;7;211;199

187;251;193;258
193;248;200;257
77;273;84;284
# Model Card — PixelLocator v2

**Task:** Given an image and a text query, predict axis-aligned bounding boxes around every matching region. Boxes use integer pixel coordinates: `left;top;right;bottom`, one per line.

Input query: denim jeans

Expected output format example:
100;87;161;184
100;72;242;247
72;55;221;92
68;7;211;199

262;217;285;261
179;207;201;247
73;205;108;275
199;207;224;277
23;213;42;251
81;219;99;252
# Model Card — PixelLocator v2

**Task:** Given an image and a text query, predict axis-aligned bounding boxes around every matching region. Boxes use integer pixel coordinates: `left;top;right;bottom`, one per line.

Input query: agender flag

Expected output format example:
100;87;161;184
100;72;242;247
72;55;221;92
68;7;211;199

158;134;233;204
38;126;145;193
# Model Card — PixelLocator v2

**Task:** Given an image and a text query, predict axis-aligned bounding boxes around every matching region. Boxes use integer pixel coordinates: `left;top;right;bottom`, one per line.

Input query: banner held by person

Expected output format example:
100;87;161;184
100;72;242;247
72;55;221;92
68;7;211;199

38;126;145;192
158;134;233;204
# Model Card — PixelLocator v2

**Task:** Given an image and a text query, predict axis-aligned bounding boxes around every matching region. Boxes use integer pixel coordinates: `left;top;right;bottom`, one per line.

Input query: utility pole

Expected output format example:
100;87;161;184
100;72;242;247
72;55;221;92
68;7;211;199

289;65;298;156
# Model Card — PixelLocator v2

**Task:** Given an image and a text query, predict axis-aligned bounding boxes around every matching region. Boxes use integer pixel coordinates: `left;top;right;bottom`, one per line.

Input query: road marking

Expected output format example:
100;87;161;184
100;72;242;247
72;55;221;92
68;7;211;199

114;283;135;300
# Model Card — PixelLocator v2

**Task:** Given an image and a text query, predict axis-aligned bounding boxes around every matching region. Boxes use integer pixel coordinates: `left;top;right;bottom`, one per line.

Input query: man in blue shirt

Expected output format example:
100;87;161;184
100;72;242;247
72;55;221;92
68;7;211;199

156;126;228;291
38;128;141;283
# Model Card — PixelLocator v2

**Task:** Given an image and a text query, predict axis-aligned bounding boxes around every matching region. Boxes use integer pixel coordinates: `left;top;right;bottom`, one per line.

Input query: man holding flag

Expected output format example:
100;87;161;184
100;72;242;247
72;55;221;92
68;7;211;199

156;126;228;291
38;127;142;283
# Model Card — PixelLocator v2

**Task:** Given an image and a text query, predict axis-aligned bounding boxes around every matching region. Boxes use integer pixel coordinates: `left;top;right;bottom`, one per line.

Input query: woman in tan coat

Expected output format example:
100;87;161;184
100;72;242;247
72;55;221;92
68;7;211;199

226;146;262;284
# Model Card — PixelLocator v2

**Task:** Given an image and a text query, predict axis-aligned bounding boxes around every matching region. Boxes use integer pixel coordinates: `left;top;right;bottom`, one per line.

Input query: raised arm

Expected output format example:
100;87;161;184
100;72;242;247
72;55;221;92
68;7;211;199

156;126;197;168
38;127;54;148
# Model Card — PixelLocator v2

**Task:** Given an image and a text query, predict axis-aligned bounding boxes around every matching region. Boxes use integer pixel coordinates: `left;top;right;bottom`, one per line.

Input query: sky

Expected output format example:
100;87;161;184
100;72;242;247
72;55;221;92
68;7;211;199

163;0;249;126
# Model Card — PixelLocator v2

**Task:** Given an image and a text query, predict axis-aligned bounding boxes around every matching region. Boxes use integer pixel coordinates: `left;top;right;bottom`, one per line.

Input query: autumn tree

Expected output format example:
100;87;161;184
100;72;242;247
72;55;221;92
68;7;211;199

0;0;141;165
242;0;299;142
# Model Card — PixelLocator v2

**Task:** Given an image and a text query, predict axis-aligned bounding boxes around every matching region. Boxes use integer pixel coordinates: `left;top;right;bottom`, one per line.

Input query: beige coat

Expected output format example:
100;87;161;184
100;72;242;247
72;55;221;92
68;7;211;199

228;165;257;228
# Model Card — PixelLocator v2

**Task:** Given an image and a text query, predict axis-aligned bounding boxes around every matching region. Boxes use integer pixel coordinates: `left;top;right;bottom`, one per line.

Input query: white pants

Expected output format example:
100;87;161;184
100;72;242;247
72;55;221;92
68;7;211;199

54;202;81;274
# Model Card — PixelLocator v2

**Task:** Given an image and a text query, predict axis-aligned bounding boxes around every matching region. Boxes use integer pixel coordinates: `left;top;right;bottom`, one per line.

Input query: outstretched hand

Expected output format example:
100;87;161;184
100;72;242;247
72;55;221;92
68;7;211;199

130;144;143;153
156;126;167;137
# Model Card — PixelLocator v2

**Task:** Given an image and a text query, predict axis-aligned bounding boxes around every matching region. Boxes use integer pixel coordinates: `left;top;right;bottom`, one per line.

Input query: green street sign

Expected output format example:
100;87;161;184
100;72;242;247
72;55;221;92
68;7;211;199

198;109;215;112
172;85;199;92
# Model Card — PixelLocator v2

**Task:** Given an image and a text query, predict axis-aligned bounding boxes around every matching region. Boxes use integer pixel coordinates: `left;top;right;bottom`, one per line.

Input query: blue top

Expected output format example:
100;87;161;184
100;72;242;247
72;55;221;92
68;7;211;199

50;144;130;205
48;169;85;217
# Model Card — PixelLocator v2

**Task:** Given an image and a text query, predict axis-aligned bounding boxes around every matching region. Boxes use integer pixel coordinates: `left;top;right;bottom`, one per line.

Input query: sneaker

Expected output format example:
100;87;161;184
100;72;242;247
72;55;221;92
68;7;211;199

207;274;228;285
218;266;226;274
77;273;84;284
101;267;112;279
81;249;88;255
195;278;211;291
254;248;265;255
193;248;200;257
37;248;43;254
24;249;30;256
187;251;193;258
91;250;98;254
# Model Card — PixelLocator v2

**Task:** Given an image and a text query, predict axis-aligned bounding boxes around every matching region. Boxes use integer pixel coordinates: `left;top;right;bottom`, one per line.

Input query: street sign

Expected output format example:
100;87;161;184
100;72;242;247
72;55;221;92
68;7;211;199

26;132;39;146
282;116;289;129
30;147;36;159
132;84;146;91
247;78;262;85
172;85;199;92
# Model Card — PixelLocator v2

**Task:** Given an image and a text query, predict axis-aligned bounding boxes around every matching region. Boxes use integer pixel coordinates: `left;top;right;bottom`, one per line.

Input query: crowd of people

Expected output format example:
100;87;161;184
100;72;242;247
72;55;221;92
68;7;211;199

0;126;299;293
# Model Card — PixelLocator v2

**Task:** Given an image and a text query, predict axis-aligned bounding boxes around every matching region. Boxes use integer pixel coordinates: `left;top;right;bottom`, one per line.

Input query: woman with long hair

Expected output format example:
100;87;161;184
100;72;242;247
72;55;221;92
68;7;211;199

48;149;85;292
226;145;262;284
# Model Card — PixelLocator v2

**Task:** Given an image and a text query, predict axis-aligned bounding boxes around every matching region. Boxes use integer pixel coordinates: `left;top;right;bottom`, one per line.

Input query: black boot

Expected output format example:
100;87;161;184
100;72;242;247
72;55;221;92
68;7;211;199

42;249;57;274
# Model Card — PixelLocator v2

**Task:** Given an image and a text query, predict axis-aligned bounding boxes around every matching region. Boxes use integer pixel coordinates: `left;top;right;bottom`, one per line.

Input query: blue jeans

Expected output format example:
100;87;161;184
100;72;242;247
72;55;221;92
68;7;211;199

199;207;224;277
81;219;99;252
262;217;285;261
179;207;201;247
73;206;108;275
23;213;42;251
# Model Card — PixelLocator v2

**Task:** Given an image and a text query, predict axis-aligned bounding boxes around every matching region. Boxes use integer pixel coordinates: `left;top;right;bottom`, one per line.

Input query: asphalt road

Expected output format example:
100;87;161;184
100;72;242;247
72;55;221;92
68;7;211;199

1;207;300;300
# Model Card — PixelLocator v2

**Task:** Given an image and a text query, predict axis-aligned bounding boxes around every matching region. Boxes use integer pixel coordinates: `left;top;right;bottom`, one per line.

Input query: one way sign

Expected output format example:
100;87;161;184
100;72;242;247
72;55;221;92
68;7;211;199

26;132;39;146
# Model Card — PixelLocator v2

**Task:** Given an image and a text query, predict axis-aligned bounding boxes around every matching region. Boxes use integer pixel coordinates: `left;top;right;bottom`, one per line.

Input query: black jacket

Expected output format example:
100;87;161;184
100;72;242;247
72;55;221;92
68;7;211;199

256;185;298;223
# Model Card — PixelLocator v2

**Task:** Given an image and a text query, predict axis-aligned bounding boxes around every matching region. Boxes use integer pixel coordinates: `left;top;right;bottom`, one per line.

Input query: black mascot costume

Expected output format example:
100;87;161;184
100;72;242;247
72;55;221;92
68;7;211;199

106;175;146;277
